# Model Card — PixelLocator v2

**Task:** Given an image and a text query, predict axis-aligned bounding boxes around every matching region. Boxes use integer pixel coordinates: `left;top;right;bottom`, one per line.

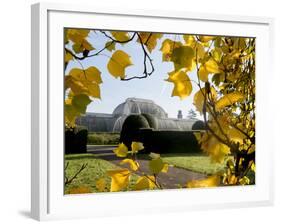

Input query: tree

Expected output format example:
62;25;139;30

64;29;255;189
187;109;197;119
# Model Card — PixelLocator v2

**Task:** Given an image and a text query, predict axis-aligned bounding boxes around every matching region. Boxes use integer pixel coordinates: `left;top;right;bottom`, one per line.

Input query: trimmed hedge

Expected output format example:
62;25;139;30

120;114;150;149
65;127;88;154
142;113;158;130
87;133;120;145
119;114;202;153
192;120;205;130
139;129;201;153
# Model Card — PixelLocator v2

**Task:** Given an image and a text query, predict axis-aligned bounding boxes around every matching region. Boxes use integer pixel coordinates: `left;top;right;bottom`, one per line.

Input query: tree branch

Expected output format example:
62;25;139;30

64;163;88;186
120;32;155;81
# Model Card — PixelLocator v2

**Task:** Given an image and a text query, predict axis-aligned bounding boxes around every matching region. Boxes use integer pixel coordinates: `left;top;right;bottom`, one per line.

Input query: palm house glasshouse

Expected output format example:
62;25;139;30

76;98;203;132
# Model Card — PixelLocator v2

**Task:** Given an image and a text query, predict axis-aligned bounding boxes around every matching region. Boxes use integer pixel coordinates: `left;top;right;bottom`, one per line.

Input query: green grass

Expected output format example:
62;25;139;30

161;153;228;175
64;154;138;194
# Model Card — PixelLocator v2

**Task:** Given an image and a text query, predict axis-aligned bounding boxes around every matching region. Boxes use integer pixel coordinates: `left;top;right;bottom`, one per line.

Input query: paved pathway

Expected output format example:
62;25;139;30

87;145;207;189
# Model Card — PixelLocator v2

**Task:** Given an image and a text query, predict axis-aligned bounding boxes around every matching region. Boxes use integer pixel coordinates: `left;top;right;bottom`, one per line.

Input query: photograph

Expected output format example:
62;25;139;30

63;28;256;194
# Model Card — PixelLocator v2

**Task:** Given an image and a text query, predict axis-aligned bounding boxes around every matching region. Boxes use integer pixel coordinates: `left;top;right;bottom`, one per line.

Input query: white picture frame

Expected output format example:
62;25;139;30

31;2;274;221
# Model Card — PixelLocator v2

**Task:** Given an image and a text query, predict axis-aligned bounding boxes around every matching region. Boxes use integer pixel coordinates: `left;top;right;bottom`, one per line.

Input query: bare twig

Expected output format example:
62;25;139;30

120;32;155;81
64;163;88;186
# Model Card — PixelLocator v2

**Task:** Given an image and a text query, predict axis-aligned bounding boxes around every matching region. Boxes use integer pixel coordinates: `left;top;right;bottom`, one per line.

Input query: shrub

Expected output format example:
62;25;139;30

120;114;150;149
142;113;158;130
87;133;120;145
192;120;205;130
65;127;88;154
140;129;201;153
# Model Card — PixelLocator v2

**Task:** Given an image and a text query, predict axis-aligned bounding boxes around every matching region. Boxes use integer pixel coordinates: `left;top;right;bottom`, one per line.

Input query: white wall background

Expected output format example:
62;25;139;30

0;0;279;223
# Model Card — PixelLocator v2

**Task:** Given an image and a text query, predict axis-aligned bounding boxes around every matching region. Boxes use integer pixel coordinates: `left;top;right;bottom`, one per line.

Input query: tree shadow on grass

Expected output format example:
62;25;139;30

65;154;98;161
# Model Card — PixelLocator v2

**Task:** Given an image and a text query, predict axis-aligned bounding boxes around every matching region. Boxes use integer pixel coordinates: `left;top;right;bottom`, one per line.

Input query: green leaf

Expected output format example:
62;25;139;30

149;157;164;174
71;94;91;114
171;46;194;70
65;104;79;127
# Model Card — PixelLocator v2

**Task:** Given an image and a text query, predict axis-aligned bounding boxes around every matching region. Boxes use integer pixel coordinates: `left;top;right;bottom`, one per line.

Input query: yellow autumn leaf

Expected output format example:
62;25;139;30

68;186;92;194
251;162;256;172
120;159;139;171
69;67;102;84
198;65;209;82
87;82;101;99
66;29;90;44
138;32;163;53
216;92;244;110
82;39;95;51
183;35;195;46
195;43;206;60
149;157;166;174
131;141;144;153
171;46;194;70
227;128;247;144
161;163;169;173
111;31;130;42
134;176;156;190
107;169;130;192
72;40;94;54
239;176;250;185
187;175;220;188
199;35;215;43
96;178;106;192
160;39;182;62
113;143;128;157
65;97;72;105
105;41;116;52
166;70;193;99
193;87;217;114
204;58;221;74
65;75;86;94
84;67;103;83
228;175;238;185
65;51;73;63
201;136;230;163
107;50;133;79
67;29;94;54
66;67;102;99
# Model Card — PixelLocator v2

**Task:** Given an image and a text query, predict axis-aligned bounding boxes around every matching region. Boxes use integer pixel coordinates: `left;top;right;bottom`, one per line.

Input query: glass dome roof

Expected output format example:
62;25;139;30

113;98;168;118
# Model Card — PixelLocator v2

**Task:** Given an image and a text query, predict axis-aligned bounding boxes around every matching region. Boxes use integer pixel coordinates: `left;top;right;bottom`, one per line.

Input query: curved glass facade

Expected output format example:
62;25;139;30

76;98;201;132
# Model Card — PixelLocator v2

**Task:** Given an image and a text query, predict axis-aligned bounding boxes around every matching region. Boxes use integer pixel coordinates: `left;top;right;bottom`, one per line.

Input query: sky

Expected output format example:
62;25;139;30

66;31;200;119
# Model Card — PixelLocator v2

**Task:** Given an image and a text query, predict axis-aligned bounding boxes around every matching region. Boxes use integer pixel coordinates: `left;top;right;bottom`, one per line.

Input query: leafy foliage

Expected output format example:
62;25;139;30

64;29;255;188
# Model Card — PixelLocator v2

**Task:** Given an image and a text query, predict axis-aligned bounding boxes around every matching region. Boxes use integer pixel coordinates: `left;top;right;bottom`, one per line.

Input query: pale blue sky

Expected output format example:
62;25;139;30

66;31;200;119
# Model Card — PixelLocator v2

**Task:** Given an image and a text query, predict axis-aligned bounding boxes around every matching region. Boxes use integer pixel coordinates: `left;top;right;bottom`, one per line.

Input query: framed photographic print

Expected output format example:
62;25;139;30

31;2;274;221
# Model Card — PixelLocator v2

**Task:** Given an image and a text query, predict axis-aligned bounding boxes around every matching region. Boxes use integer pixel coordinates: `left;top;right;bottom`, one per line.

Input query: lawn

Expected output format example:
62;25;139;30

161;153;228;175
64;153;229;194
64;154;139;194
